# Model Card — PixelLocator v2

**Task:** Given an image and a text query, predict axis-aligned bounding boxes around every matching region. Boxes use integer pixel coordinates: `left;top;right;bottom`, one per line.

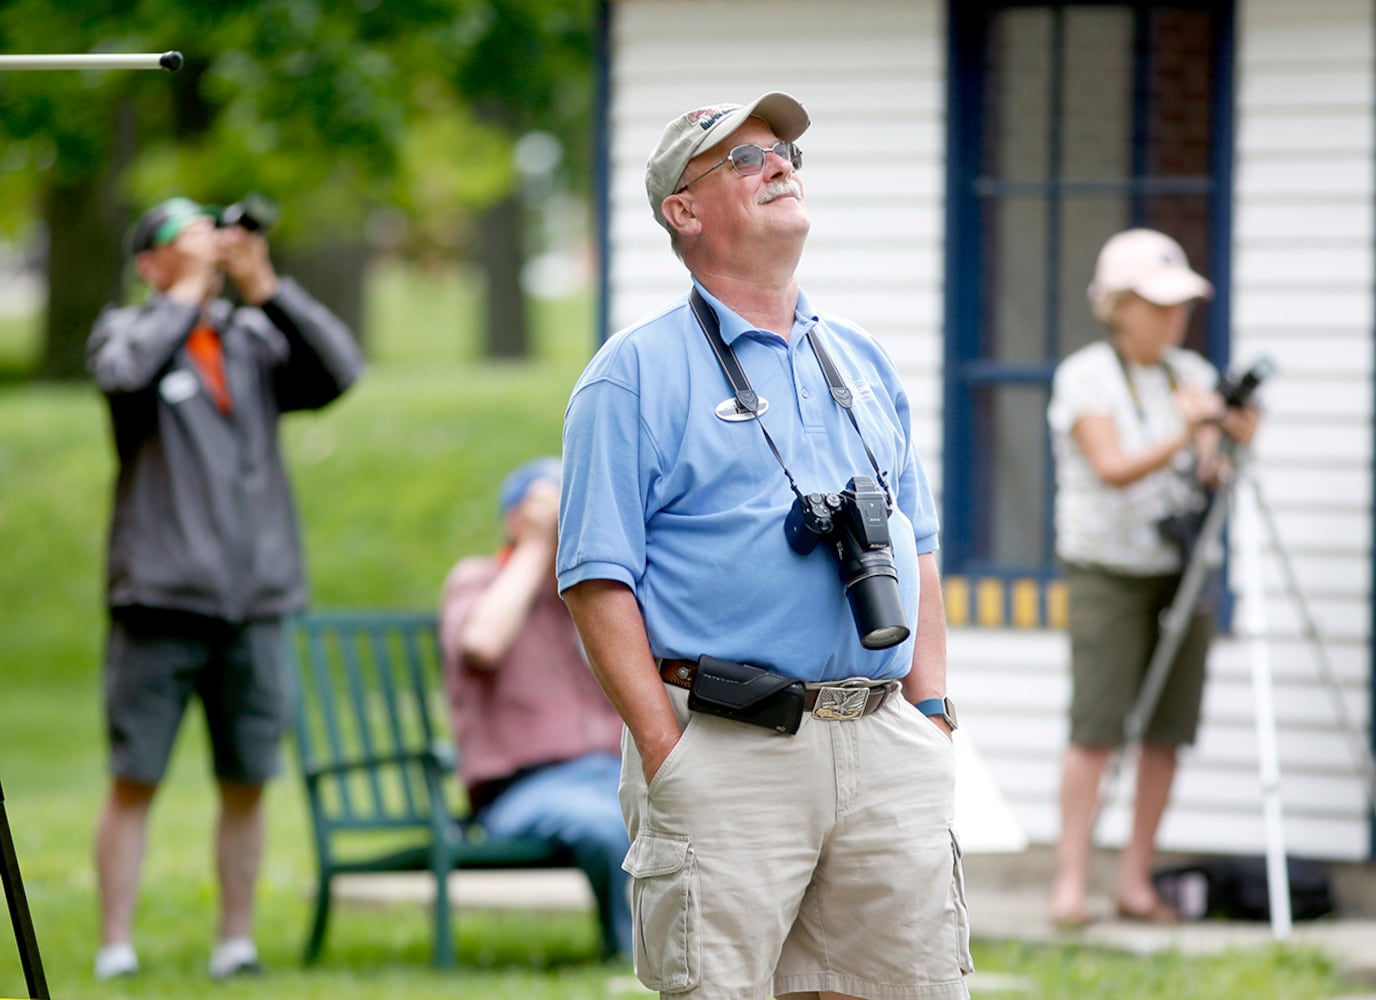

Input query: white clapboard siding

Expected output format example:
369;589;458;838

608;0;1374;860
1235;202;1373;243
1252;381;1371;422
1233;290;1376;330
950;624;1374;860
1221;0;1367;663
1245;509;1370;555
1239;334;1372;377
1258;421;1372;464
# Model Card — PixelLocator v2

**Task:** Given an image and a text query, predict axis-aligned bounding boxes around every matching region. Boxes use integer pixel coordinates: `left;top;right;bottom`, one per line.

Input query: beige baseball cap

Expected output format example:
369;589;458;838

645;92;811;232
1088;228;1214;311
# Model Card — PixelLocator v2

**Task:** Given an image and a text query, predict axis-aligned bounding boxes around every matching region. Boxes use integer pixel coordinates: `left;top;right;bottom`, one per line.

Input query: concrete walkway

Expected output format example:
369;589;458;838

335;855;1376;996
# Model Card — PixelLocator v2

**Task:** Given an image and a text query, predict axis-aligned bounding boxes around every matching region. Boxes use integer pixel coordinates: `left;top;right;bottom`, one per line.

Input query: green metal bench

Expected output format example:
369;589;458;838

286;609;576;968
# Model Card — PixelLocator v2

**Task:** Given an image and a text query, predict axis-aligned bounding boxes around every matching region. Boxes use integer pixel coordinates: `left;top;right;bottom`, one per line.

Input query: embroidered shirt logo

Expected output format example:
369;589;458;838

846;376;877;403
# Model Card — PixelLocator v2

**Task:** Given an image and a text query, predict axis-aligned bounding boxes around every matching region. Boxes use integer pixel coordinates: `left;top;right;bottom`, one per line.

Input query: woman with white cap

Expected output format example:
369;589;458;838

1045;229;1260;927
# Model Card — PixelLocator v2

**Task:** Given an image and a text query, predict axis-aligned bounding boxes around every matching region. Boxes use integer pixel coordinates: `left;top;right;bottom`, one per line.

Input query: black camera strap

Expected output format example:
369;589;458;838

804;322;894;504
688;286;893;507
1110;340;1178;428
689;289;806;503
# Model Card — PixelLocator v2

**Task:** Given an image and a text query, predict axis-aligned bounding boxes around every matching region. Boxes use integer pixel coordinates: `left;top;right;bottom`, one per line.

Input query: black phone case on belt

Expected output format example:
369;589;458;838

687;655;805;735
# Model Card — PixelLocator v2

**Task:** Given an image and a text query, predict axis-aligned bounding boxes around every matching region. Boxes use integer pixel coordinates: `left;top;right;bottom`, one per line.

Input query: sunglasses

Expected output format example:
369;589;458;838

675;141;804;194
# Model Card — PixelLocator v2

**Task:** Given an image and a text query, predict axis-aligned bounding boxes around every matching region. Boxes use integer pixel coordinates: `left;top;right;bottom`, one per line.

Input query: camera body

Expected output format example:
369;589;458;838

1157;506;1208;558
1217;357;1274;409
1156;357;1273;555
216;194;279;233
785;475;911;649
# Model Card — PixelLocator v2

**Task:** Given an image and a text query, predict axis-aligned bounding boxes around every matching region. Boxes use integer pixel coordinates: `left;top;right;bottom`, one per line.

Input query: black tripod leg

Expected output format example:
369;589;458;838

1093;477;1232;836
0;782;49;999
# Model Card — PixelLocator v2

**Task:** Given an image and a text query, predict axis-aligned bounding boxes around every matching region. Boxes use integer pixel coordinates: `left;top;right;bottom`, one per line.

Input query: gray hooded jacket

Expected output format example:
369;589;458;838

87;277;364;622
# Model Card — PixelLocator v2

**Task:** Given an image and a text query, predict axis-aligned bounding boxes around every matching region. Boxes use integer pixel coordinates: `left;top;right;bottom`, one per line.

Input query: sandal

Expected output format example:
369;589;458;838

1114;898;1182;924
1049;907;1093;930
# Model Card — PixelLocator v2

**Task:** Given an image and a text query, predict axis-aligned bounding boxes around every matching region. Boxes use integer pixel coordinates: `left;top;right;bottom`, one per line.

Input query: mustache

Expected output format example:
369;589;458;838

757;179;803;204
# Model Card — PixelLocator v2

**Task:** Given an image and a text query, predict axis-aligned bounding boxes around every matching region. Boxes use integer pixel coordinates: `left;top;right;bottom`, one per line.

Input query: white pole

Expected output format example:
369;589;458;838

0;53;182;71
1236;470;1292;940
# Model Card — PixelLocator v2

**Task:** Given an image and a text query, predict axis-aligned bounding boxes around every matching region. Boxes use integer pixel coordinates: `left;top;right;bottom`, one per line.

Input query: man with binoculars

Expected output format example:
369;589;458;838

87;196;363;981
558;94;971;999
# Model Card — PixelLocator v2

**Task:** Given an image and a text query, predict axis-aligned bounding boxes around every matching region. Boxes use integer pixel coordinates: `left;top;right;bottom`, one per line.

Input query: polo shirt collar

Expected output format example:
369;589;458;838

690;279;819;345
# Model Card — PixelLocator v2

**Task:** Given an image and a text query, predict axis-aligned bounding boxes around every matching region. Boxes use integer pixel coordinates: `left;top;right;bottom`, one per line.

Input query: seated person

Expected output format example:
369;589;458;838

439;456;631;961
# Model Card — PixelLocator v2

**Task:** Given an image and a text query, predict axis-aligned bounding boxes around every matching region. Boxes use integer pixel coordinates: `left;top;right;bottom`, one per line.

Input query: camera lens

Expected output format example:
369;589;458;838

837;535;910;650
860;623;910;649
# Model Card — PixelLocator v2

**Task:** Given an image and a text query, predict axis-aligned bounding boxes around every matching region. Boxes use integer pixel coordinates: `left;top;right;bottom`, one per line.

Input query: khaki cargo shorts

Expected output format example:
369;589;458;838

618;683;973;999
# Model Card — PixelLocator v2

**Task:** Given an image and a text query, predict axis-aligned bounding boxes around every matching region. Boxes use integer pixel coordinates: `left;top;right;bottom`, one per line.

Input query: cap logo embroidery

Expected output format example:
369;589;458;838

687;106;735;131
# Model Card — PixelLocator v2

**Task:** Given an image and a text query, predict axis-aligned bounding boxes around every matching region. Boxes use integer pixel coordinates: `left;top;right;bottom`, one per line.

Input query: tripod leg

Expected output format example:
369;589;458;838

0;783;49;998
1247;478;1376;811
1236;473;1293;940
1093;483;1231;841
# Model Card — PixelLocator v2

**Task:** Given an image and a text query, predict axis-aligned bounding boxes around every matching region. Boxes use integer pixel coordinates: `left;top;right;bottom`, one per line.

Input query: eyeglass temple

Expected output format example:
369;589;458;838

676;142;799;193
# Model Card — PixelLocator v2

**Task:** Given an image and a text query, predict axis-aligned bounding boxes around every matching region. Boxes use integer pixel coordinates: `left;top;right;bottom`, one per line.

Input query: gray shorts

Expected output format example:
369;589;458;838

1064;563;1213;747
618;684;973;999
103;608;287;785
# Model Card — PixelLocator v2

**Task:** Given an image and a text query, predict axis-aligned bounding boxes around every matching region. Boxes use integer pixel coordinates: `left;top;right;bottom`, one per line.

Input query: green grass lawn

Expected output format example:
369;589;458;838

0;263;1357;998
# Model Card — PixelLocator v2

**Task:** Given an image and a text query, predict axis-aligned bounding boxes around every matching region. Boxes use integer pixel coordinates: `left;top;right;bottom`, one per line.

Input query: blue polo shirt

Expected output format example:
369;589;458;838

557;282;939;683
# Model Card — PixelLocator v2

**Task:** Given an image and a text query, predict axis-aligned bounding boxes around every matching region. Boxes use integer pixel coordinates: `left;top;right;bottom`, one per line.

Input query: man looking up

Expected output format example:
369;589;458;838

558;94;972;999
87;197;363;981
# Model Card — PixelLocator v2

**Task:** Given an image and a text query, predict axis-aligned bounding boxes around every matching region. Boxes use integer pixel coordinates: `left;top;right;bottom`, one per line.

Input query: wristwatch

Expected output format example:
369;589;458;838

915;696;958;731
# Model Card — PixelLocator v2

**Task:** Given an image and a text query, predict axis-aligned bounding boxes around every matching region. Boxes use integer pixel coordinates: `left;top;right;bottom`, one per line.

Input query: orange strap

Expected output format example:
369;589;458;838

186;325;232;414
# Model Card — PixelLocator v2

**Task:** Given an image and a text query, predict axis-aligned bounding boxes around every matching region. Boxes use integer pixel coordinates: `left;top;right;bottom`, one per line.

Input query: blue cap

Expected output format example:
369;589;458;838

498;457;561;520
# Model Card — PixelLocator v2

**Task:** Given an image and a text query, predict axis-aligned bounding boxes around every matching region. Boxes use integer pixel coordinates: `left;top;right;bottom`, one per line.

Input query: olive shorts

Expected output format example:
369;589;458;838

618;683;973;1000
103;607;287;785
1064;563;1213;748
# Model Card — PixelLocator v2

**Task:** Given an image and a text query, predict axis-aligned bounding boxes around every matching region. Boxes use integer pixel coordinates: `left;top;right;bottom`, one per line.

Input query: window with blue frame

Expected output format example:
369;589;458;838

942;0;1234;628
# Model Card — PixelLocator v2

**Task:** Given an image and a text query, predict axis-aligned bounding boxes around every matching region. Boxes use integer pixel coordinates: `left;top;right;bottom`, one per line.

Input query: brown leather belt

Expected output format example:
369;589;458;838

658;658;897;717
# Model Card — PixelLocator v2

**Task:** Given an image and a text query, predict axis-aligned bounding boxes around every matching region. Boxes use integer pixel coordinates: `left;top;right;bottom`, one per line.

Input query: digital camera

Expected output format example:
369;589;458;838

216;194;279;233
1155;357;1274;555
1217;357;1274;409
784;475;910;650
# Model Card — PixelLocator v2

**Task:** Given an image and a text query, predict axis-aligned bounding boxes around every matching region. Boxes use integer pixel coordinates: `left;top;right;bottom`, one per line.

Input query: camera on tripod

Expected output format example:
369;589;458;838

215;194;279;233
1217;357;1274;409
784;475;911;650
1156;357;1275;555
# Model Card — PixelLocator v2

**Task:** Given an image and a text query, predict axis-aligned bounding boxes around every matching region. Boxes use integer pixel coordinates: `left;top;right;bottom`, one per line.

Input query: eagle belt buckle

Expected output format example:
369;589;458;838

812;685;870;722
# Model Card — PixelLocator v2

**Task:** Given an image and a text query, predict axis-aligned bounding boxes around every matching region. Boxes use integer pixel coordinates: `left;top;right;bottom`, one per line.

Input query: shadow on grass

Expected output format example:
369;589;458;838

0;364;35;386
301;903;608;973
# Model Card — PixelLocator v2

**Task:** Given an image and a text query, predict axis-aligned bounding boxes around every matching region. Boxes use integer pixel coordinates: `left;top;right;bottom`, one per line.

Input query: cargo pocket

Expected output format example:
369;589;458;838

950;829;975;975
622;830;700;992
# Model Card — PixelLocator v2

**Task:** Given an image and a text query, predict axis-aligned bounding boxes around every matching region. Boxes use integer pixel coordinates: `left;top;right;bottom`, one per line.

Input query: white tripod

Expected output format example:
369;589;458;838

1101;444;1376;940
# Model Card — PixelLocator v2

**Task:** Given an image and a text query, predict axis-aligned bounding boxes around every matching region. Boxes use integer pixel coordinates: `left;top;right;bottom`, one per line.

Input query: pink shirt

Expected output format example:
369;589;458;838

439;556;623;799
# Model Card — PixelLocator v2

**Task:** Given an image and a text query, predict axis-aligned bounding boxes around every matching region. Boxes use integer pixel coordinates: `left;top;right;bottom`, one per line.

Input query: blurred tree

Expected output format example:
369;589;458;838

0;0;597;377
455;1;596;358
